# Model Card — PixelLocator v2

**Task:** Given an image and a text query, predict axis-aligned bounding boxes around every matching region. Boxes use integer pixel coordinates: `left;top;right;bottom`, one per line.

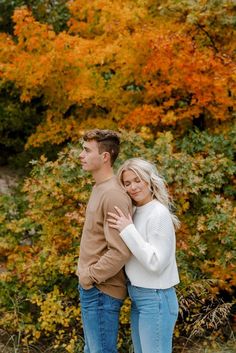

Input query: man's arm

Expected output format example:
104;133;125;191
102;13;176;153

79;190;132;288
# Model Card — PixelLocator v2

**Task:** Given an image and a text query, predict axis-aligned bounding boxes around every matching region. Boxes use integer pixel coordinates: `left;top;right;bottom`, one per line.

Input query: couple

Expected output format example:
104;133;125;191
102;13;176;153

77;129;180;353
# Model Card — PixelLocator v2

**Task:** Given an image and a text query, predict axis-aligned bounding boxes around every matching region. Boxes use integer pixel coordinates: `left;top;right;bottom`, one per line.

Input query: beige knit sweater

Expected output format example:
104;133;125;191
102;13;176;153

77;176;132;299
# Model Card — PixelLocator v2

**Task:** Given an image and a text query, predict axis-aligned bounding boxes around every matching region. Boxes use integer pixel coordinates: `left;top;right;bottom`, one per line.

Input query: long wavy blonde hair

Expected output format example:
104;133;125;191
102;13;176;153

117;158;180;229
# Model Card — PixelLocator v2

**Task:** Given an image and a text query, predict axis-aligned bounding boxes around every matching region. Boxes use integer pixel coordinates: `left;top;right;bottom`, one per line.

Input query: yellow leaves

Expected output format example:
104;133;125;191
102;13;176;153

182;201;190;212
6;218;27;233
197;215;207;232
0;311;19;330
33;330;41;340
26;115;82;148
161;110;178;125
120;297;131;325
139;126;154;141
58;254;77;275
30;286;81;335
156;130;174;143
174;326;180;338
0;129;235;349
177;196;190;216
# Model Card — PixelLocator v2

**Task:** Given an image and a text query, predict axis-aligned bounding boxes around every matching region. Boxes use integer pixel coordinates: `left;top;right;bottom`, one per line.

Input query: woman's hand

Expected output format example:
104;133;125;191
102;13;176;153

107;206;133;232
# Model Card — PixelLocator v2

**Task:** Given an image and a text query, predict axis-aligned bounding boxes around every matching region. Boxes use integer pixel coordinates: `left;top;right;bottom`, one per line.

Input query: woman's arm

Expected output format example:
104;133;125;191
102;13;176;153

108;206;175;273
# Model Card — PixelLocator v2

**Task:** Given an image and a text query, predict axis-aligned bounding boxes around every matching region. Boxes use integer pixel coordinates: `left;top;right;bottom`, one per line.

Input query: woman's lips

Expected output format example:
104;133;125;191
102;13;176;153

130;192;139;197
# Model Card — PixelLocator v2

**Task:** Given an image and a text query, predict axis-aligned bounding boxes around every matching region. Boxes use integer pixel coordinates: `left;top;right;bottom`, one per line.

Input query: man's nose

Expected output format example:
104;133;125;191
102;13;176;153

79;151;84;159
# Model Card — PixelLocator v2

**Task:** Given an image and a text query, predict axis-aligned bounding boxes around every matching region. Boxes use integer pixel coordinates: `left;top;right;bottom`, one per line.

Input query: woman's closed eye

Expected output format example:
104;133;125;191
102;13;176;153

124;178;141;187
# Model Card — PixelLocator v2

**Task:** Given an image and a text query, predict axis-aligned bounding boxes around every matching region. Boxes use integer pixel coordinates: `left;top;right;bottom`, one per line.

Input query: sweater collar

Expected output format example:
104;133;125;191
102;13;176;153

135;199;158;212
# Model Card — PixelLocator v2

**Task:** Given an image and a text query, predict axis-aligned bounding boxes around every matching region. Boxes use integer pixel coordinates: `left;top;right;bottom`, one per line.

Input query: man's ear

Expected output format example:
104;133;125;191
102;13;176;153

102;151;111;163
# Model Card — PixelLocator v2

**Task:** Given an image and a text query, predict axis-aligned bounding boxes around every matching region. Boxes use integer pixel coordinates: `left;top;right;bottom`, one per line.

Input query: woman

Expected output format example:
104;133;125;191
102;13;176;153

107;158;180;353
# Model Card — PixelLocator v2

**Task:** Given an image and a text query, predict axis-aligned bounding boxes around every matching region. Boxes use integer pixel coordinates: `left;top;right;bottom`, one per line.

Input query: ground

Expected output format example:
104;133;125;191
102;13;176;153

0;166;20;194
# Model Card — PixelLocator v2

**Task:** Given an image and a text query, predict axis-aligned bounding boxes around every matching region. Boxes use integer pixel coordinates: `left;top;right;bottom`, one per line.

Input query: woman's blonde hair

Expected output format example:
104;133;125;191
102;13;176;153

117;158;180;229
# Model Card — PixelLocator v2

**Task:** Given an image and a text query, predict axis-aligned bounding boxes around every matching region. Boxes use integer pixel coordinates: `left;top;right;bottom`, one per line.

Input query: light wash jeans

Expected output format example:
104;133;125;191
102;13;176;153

128;283;179;353
79;286;123;353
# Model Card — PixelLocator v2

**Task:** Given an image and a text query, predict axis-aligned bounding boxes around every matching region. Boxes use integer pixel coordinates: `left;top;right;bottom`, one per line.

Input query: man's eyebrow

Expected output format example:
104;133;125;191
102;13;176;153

83;145;90;150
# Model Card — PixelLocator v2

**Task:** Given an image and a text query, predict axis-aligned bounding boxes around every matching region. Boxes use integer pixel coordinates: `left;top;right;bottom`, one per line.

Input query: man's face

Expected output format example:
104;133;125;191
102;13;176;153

79;140;104;172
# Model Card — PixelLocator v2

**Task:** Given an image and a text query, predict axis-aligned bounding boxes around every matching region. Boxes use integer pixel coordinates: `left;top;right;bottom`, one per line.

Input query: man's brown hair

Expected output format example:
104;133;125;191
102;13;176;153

83;129;120;166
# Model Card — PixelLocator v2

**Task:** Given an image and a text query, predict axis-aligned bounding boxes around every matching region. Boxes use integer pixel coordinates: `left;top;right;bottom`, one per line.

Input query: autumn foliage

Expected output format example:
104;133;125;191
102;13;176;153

1;128;235;351
0;1;235;147
0;0;236;352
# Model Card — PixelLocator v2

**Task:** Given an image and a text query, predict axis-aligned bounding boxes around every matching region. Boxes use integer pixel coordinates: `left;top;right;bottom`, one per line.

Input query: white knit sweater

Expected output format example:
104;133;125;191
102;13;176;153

120;199;179;289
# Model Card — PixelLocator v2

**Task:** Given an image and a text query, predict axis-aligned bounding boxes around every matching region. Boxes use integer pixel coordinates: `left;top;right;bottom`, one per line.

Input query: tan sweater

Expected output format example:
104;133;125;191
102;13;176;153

78;176;132;299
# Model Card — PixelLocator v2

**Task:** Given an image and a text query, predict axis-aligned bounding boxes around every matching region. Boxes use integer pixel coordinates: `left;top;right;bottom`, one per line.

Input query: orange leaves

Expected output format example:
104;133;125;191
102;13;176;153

68;0;148;38
200;260;236;290
0;1;235;147
121;105;162;128
119;26;236;130
12;7;55;52
0;34;16;69
1;8;97;108
25;112;82;148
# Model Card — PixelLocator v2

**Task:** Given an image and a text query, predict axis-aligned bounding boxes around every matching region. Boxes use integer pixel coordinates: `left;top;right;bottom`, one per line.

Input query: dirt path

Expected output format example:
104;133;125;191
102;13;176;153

0;166;20;194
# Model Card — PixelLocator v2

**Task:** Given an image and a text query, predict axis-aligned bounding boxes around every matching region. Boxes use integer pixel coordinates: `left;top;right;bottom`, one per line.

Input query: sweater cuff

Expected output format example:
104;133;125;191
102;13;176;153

120;223;137;238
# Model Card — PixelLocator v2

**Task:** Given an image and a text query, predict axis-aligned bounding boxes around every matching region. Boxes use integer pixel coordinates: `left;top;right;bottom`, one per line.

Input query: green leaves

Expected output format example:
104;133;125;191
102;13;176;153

1;123;235;349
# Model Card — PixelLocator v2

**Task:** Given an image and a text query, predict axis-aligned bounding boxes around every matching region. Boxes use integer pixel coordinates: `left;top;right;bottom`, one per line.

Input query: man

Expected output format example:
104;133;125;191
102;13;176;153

77;129;132;353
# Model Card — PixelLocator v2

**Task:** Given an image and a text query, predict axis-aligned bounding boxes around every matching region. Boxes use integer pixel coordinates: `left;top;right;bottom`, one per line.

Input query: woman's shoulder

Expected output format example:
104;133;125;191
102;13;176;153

148;200;172;221
152;199;169;212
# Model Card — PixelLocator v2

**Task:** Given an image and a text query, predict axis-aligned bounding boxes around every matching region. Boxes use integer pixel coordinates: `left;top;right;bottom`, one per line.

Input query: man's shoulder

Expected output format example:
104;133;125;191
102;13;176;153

100;176;124;191
99;177;131;207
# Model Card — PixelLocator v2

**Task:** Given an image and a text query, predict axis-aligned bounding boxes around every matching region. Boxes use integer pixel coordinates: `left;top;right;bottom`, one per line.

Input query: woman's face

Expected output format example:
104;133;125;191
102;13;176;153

122;169;153;206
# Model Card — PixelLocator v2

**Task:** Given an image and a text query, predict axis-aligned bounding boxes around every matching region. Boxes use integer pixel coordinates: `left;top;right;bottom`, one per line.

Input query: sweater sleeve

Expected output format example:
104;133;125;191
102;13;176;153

87;191;132;284
120;207;175;274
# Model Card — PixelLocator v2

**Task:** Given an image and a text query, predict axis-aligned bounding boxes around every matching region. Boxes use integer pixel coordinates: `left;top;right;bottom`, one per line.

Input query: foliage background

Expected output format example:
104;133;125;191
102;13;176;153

0;0;235;352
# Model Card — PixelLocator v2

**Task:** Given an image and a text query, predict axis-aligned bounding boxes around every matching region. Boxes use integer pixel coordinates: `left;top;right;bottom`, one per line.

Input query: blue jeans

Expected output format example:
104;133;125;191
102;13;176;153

79;286;123;353
128;284;179;353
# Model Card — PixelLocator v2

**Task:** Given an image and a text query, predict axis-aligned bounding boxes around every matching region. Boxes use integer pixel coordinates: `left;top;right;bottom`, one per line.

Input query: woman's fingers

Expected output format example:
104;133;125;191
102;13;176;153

107;218;117;224
107;208;133;232
114;206;124;217
108;223;119;229
107;220;119;229
107;211;119;219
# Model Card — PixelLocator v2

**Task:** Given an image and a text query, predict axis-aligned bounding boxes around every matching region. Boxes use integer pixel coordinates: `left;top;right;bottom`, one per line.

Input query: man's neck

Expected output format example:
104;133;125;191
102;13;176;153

92;167;114;185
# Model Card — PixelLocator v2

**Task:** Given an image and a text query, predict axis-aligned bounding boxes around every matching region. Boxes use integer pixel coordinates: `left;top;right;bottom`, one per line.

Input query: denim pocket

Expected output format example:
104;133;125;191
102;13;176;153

164;288;179;317
78;285;97;299
104;294;123;307
103;292;123;311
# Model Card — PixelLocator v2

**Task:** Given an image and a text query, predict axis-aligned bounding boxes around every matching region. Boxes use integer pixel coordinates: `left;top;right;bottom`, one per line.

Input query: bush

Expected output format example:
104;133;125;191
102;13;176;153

0;128;235;352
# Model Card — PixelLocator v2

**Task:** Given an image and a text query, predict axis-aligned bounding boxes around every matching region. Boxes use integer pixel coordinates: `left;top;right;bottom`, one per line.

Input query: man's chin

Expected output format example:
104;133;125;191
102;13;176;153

81;165;91;172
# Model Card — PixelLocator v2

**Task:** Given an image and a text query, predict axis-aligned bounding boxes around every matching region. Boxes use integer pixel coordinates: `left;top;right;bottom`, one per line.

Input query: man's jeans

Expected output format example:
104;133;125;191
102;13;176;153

128;284;179;353
79;286;123;353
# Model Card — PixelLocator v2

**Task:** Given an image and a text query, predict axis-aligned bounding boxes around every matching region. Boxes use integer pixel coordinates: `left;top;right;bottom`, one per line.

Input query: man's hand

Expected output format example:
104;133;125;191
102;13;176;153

78;267;94;289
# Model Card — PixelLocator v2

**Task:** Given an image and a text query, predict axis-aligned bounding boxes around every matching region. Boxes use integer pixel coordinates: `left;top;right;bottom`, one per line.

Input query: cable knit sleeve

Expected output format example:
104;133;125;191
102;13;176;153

120;206;175;274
